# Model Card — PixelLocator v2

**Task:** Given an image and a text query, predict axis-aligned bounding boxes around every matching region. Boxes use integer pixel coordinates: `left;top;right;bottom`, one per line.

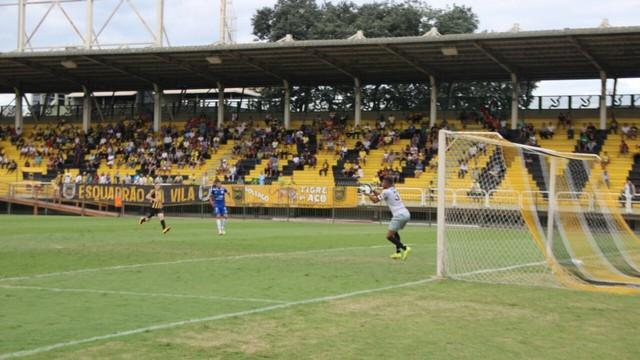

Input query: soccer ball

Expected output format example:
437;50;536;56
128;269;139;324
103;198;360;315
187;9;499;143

357;183;373;195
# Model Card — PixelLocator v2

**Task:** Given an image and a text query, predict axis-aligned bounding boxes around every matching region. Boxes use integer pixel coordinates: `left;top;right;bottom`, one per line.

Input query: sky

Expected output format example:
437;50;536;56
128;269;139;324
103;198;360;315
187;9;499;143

0;0;638;104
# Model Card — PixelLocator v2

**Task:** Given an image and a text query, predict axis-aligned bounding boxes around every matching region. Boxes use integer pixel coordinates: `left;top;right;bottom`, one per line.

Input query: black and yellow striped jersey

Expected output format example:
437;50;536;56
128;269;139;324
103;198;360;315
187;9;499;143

149;189;164;209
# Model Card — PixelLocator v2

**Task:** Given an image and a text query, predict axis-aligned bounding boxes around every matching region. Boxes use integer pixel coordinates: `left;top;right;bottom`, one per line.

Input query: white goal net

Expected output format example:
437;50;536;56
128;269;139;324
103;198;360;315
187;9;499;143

436;130;640;294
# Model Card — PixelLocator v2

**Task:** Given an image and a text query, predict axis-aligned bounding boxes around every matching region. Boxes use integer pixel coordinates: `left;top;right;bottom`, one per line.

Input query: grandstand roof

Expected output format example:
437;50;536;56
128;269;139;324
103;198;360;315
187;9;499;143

1;26;639;93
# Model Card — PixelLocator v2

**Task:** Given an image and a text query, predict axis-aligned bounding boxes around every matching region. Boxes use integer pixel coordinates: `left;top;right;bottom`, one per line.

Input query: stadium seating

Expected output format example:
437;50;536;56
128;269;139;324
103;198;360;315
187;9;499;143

2;115;640;202
0;140;22;194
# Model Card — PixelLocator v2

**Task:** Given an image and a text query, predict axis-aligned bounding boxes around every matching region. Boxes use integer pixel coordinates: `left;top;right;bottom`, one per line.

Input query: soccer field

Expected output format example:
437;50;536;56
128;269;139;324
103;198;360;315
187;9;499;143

1;216;640;359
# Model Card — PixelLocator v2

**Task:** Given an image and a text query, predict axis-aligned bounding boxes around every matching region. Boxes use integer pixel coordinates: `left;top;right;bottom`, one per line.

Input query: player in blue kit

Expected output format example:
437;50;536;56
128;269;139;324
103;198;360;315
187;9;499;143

209;179;231;235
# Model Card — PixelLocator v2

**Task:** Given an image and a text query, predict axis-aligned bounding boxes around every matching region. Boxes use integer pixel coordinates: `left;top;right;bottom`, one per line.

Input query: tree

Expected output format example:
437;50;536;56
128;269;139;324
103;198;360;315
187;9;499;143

312;2;359;39
251;1;533;116
352;1;428;38
432;5;478;35
252;0;435;41
252;0;320;41
252;7;275;41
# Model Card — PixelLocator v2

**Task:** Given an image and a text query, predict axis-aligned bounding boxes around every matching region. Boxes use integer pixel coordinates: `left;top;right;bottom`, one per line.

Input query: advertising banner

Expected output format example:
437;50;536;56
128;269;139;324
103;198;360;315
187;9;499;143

231;185;358;208
61;184;209;205
61;184;358;208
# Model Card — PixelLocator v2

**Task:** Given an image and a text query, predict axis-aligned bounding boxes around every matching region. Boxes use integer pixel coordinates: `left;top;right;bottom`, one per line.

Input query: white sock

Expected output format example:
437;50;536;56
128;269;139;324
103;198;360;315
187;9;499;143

216;219;221;232
222;219;226;230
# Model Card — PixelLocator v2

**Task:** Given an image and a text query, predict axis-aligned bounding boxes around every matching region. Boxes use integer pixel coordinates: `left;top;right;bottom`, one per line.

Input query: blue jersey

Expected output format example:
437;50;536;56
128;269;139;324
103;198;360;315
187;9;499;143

210;187;228;207
210;187;228;217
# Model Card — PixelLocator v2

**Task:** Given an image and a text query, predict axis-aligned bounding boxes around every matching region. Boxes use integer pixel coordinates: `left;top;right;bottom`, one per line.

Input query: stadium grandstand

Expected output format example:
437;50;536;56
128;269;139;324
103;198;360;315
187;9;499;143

1;26;640;207
4;0;640;358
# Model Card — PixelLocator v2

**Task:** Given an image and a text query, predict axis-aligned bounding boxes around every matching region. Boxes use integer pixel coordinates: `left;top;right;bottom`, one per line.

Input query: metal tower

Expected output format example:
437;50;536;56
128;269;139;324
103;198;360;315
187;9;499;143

3;0;167;52
219;0;235;44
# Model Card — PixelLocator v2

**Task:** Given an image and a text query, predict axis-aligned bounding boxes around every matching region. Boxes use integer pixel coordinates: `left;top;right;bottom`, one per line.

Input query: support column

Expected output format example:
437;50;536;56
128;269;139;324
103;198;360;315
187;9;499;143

54;93;60;118
14;89;23;134
17;0;26;52
217;82;224;128
82;88;92;133
429;76;437;127
85;0;93;48
354;78;361;127
511;73;519;130
283;80;291;130
155;0;164;47
153;85;162;132
600;71;607;130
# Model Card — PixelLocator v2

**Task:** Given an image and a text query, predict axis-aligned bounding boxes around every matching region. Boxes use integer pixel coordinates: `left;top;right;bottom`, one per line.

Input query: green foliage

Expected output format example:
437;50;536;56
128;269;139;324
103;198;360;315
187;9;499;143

352;1;428;38
312;1;360;39
252;0;437;42
252;0;317;41
433;4;479;34
251;7;275;41
251;1;533;115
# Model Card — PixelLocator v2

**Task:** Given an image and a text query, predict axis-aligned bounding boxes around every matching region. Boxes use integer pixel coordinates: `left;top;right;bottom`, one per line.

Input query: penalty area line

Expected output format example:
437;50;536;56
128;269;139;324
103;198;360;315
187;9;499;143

0;277;438;360
0;284;286;304
0;244;412;283
0;262;527;359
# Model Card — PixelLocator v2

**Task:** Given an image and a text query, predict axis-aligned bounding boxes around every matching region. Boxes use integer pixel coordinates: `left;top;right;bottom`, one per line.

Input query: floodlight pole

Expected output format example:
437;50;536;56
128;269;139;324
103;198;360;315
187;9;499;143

17;0;26;52
219;0;227;44
429;75;437;127
217;82;224;128
599;71;607;130
156;0;164;47
14;88;23;134
85;0;93;48
82;86;92;133
153;85;162;132
511;73;519;130
354;78;361;127
283;80;291;129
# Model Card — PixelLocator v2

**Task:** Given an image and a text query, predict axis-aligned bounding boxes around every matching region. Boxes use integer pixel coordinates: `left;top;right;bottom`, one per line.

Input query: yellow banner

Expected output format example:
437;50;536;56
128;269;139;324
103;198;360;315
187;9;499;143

230;185;358;208
60;184;358;208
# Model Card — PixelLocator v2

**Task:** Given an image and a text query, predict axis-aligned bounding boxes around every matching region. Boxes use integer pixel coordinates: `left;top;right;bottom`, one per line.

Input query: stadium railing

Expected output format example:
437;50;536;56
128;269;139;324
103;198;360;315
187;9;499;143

1;182;638;225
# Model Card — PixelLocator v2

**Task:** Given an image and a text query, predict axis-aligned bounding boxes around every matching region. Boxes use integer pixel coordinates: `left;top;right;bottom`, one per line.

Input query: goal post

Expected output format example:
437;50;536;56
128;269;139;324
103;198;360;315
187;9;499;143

436;129;640;294
436;129;446;278
545;156;557;260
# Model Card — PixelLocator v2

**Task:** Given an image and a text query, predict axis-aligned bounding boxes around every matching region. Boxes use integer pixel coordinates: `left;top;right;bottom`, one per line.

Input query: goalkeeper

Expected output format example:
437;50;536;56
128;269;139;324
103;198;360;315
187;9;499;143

361;176;412;260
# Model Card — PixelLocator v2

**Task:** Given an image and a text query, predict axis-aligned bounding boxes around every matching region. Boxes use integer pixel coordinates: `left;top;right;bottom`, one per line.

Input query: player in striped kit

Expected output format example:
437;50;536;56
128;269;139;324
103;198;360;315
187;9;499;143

139;183;171;234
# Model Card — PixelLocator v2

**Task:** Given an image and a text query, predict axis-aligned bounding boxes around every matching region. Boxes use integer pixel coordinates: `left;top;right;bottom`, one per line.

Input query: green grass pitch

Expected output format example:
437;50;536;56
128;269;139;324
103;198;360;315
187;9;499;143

1;215;640;359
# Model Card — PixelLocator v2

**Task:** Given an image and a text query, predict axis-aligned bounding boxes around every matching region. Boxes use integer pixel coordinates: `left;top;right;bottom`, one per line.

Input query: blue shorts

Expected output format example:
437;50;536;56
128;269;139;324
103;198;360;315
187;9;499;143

214;206;227;217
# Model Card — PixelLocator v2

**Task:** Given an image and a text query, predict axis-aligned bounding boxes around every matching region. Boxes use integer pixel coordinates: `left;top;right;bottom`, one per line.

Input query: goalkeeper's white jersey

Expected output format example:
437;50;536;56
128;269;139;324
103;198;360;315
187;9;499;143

381;187;409;217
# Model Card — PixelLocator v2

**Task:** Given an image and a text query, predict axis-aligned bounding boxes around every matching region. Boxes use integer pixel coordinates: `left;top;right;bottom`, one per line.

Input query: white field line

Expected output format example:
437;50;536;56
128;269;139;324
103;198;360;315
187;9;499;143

0;277;438;360
0;285;286;304
453;261;546;278
0;244;422;283
0;262;545;360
